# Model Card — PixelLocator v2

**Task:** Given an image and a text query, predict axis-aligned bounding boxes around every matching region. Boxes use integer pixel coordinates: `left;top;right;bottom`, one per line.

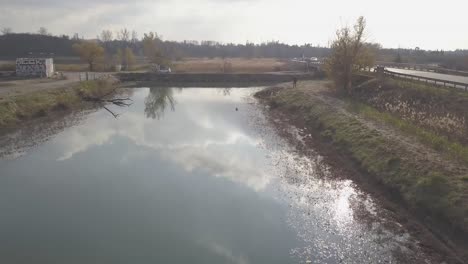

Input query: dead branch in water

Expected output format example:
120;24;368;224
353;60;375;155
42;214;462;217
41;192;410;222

82;88;133;118
103;106;120;118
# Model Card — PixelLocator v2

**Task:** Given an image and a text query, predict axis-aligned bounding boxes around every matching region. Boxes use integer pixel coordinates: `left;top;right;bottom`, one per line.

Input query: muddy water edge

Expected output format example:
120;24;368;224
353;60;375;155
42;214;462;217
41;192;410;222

255;85;466;263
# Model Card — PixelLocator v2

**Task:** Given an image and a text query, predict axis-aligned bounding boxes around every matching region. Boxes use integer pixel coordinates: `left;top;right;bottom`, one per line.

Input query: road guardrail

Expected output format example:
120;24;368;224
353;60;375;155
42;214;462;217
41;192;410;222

384;70;468;92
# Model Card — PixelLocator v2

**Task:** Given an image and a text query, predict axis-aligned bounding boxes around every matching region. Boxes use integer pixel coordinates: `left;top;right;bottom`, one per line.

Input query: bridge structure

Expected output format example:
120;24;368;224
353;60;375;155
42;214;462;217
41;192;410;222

289;59;324;72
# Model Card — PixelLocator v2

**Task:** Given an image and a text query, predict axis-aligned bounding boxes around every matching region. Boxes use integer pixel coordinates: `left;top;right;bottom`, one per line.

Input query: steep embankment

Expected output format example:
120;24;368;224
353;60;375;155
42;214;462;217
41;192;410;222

256;80;468;263
355;78;468;146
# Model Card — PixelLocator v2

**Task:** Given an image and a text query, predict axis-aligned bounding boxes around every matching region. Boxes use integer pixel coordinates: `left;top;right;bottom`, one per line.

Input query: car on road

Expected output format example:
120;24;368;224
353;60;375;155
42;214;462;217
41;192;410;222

150;64;172;74
158;66;172;74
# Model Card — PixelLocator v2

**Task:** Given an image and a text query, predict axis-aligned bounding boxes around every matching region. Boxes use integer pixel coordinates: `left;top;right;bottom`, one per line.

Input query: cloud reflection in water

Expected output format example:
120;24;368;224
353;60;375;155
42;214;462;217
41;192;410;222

52;88;270;191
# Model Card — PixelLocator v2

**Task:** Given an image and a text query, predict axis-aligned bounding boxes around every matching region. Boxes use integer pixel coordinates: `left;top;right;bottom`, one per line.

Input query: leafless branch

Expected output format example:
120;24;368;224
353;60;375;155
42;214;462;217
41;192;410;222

103;106;120;119
82;88;133;118
104;98;133;107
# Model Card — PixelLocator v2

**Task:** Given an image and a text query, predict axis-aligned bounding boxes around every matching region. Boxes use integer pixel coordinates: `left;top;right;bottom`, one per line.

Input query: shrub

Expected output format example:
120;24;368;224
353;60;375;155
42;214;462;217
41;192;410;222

414;173;451;200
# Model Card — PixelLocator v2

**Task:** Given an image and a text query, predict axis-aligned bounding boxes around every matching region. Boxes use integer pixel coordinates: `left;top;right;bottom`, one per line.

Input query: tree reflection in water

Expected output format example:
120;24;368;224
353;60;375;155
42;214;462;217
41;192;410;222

144;87;233;119
222;88;231;96
144;87;178;119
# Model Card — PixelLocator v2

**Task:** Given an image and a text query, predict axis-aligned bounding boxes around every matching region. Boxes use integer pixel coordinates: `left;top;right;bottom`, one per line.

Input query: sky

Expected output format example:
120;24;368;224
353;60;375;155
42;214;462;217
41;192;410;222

0;0;467;50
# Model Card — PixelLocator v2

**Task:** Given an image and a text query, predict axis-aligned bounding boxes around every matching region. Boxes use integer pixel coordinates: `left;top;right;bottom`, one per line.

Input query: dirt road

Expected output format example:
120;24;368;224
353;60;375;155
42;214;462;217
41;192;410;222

0;72;111;101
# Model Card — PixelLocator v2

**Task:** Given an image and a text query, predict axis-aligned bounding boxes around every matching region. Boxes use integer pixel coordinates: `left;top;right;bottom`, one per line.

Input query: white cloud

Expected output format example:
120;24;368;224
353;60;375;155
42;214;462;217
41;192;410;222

1;0;467;49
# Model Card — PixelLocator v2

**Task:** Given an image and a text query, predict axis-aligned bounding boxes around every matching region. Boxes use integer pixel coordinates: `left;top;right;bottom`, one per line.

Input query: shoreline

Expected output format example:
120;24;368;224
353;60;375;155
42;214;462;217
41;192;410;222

0;79;116;129
255;81;468;263
116;72;318;87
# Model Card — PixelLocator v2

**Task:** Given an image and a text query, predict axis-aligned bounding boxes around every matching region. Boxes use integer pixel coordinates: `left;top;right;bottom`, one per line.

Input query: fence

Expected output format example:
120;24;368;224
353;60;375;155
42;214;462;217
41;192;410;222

79;72;98;81
78;72;111;82
377;62;468;77
384;70;468;92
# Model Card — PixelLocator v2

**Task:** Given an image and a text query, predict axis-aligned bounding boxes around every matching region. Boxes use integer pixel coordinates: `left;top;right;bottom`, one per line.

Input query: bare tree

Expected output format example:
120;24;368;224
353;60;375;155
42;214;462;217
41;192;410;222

38;27;49;35
117;28;130;42
99;30;114;69
131;30;138;44
100;30;113;42
142;32;166;64
325;16;374;95
123;47;136;70
114;47;136;70
1;27;12;35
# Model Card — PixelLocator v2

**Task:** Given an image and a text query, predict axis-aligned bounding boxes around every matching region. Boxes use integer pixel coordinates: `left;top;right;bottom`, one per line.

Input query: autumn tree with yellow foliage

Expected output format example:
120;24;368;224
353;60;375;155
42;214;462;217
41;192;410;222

73;41;105;71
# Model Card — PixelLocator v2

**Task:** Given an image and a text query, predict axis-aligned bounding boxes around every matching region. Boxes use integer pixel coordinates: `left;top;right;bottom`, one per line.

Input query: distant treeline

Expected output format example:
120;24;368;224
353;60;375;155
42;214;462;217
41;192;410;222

0;34;77;58
379;48;468;71
0;33;330;59
1;33;468;70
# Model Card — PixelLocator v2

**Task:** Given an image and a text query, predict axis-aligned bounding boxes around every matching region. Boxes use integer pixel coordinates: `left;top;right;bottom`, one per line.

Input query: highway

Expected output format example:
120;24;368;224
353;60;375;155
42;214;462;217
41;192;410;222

386;68;468;85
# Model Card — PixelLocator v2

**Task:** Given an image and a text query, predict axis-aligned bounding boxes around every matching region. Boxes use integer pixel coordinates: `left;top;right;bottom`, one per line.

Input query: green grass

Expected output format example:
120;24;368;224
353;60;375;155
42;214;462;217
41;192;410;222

347;101;468;164
0;79;115;127
256;86;468;237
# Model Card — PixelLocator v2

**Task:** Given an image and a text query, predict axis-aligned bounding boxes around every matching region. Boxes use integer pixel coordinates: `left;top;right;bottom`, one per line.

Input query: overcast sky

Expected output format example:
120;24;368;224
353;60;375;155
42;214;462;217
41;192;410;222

1;0;467;50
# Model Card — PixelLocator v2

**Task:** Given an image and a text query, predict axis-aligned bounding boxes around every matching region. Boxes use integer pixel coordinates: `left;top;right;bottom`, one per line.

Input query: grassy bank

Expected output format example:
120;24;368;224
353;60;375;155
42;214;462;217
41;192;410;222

355;78;468;145
0;79;115;127
256;83;468;257
347;101;468;164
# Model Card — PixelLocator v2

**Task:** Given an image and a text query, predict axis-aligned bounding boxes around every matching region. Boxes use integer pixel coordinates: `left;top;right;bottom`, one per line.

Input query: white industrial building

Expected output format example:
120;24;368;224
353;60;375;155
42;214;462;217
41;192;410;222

16;58;54;78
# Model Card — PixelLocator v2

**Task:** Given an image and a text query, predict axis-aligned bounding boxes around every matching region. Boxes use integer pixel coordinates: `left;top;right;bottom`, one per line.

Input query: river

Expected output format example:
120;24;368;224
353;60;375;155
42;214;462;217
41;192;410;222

0;87;432;263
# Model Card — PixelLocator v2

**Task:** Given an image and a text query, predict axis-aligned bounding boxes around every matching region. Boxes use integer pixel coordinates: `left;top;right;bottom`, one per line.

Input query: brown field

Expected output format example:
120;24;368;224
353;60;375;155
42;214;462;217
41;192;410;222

0;63;15;71
55;58;289;73
172;58;287;73
2;57;289;73
55;64;90;72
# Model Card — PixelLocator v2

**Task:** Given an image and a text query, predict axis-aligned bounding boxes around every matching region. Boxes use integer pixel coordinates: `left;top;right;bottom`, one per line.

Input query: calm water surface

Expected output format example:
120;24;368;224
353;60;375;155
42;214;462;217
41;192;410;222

0;88;429;263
